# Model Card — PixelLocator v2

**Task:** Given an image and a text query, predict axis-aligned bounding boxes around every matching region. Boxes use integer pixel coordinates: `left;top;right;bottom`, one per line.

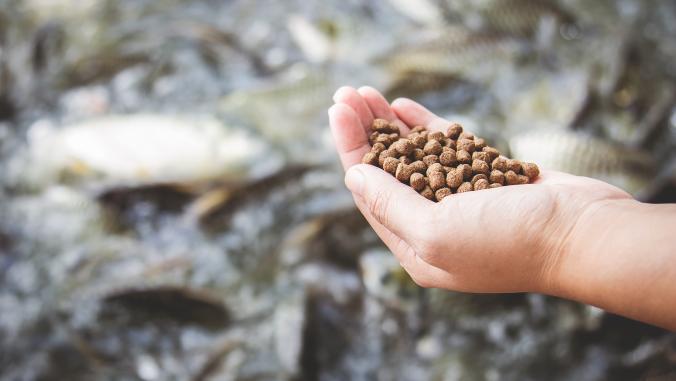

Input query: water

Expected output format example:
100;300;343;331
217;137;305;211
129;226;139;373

0;0;675;380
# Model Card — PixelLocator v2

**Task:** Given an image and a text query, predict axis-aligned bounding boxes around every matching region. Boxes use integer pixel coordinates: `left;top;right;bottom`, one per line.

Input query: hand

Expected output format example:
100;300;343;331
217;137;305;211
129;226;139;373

328;86;632;294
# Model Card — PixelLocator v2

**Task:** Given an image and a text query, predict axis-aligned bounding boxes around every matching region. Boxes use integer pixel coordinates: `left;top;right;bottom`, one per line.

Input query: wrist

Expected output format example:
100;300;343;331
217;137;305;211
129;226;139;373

542;197;638;298
536;194;634;296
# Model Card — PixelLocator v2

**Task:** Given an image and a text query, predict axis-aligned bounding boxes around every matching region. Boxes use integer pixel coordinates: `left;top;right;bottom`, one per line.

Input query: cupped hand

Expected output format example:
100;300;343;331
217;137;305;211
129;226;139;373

329;86;632;294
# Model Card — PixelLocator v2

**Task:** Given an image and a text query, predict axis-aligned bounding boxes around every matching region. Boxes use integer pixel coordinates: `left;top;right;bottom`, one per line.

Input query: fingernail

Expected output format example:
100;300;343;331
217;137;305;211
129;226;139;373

345;167;365;195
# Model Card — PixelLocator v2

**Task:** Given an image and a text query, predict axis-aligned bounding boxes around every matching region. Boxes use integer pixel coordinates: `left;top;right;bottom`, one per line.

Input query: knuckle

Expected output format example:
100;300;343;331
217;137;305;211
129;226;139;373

369;189;392;226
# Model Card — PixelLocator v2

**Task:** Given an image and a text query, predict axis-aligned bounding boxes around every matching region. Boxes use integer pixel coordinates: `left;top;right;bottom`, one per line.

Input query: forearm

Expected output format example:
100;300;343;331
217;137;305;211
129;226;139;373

550;199;676;331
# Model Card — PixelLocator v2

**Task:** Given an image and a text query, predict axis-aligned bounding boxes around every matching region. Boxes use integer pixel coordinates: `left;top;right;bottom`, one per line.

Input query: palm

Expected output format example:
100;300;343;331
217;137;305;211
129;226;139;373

329;86;631;292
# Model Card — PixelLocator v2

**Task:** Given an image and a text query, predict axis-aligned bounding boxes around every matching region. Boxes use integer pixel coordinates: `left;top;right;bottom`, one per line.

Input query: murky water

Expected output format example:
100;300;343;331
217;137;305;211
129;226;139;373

1;0;675;380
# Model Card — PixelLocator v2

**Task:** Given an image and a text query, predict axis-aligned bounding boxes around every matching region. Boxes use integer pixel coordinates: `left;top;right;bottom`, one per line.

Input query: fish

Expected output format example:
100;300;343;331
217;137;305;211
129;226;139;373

12;114;268;190
219;67;342;143
375;27;528;83
509;129;656;196
102;286;230;329
191;164;319;229
478;0;576;37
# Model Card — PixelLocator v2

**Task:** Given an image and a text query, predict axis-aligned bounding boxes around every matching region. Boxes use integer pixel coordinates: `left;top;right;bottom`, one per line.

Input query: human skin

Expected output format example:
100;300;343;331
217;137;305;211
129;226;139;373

328;86;676;331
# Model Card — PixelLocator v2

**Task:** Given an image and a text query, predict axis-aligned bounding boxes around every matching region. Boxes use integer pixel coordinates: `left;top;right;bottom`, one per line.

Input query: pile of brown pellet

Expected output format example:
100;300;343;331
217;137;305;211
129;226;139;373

361;119;539;202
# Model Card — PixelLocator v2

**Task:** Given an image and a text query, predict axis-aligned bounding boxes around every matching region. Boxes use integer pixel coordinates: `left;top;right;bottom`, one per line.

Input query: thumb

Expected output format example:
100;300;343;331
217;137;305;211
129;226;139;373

345;164;434;242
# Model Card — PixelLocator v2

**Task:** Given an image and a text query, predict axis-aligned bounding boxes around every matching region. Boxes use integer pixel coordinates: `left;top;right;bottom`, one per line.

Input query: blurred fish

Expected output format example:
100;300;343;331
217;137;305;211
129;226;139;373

191;164;317;229
279;207;375;270
101;286;230;329
479;0;575;37
376;27;527;83
220;66;337;143
498;68;590;131
510;129;656;196
441;0;576;36
12;114;268;190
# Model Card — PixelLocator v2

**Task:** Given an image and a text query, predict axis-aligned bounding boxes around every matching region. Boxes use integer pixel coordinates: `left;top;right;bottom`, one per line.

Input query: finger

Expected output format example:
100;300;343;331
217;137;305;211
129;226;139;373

353;196;414;262
333;86;374;129
329;104;371;170
353;197;454;289
345;164;435;242
357;86;410;135
391;97;451;133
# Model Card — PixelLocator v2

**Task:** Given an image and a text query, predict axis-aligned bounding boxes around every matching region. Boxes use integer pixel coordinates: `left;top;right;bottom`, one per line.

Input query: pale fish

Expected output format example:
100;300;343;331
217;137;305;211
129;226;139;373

497;69;590;131
509;129;656;196
220;66;343;142
376;27;526;83
13;114;267;189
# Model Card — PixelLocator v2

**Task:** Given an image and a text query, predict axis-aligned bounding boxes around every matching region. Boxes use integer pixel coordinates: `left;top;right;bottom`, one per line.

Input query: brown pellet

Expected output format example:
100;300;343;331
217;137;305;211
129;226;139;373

457;163;472;180
426;162;444;176
435;188;452;201
372;118;391;133
439;150;458;166
410;160;427;174
423;154;439;167
489;169;505;185
521;162;540;180
410;172;426;191
457;150;472;164
392;139;414;156
504;170;519;185
375;134;392;147
457;138;475;153
472;151;489;163
472;159;490;175
378;149;397;166
362;152;378;166
425;163;444;177
474;137;486;150
491;156;508;172
412;148;425;161
446;168;463;188
506;159;522;173
428;131;445;141
411;135;427;149
369;131;379;145
383;157;399;175
471;174;488;186
429;171;446;191
483;146;500;162
446;123;463;139
489;183;502;189
399;156;412;165
420;186;434;200
411;125;426;133
395;163;414;183
457;182;473;193
423;140;443;156
474;178;489;190
371;142;386;154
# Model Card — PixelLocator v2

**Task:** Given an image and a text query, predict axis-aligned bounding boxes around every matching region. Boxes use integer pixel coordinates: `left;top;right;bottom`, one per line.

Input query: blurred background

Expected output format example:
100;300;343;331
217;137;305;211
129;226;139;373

0;0;675;380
